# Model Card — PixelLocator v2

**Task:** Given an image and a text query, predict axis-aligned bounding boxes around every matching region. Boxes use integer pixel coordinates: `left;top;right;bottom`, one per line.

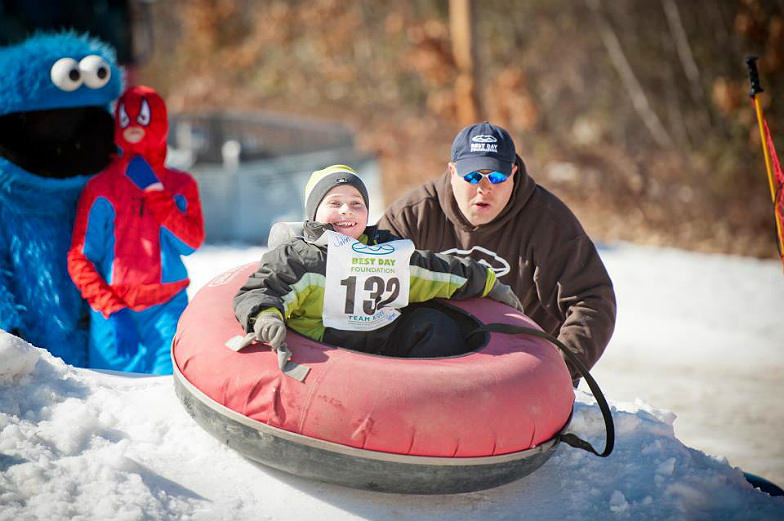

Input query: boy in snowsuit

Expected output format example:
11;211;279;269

68;86;205;374
233;164;522;357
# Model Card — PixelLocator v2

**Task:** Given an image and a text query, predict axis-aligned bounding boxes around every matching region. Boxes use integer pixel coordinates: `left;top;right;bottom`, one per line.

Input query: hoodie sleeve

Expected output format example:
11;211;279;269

537;234;616;379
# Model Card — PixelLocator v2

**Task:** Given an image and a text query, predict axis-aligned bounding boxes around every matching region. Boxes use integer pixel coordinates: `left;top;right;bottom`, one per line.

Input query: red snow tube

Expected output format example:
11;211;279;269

172;263;576;493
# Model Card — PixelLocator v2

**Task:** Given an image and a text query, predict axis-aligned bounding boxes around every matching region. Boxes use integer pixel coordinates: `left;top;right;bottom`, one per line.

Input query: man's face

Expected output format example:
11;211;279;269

449;163;517;226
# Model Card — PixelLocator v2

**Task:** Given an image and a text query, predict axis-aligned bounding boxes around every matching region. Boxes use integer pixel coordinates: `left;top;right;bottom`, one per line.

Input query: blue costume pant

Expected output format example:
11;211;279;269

88;290;187;374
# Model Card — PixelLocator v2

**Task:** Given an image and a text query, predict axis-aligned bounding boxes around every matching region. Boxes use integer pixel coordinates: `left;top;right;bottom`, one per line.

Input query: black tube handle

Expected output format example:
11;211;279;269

469;323;614;457
746;56;764;97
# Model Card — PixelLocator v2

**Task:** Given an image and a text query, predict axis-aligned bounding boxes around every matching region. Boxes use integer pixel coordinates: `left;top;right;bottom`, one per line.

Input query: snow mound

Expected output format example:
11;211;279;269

0;330;43;384
1;332;783;521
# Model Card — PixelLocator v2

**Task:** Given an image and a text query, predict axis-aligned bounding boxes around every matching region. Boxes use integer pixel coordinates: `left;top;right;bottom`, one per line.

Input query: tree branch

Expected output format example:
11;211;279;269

661;0;711;126
587;0;675;148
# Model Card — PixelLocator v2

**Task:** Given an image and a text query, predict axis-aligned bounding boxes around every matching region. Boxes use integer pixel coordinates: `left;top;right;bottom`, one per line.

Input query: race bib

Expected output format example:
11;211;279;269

323;230;414;331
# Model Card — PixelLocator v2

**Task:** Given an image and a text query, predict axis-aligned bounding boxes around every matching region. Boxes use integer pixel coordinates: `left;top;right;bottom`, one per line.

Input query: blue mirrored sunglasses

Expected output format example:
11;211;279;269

462;170;509;184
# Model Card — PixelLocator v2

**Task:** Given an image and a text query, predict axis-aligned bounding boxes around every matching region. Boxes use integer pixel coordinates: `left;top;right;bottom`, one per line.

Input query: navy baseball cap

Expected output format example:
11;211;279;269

450;121;516;176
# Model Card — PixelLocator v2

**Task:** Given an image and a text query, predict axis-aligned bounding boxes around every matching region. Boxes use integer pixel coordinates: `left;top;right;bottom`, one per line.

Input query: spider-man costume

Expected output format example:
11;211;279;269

68;85;204;374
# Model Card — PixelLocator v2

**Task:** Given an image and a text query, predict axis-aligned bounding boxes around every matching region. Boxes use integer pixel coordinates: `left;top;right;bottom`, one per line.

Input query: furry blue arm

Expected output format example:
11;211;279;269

0;227;22;332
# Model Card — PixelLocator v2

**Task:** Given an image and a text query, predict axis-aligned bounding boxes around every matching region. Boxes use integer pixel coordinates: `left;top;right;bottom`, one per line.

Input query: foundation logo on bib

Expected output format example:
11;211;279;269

352;243;396;255
470;135;498;153
440;245;510;277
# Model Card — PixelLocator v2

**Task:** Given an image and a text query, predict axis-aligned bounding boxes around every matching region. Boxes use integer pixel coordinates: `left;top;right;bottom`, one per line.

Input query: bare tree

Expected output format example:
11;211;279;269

587;0;675;149
450;0;481;124
661;0;711;130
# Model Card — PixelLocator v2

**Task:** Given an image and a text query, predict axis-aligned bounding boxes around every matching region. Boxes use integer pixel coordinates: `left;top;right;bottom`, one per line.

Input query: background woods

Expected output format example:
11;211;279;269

138;0;784;257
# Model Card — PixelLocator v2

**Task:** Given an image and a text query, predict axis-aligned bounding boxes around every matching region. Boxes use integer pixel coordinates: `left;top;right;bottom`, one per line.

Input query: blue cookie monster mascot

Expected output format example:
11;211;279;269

0;32;122;365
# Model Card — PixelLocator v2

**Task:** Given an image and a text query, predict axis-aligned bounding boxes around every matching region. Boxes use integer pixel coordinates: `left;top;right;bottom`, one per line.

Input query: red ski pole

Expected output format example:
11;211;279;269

746;56;784;269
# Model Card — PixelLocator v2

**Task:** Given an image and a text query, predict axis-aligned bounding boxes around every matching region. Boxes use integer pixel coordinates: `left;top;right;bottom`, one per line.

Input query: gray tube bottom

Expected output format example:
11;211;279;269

173;368;560;494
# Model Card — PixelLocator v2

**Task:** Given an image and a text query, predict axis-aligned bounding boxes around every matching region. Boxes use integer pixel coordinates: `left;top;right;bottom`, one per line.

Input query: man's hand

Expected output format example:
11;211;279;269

253;312;286;350
109;308;141;358
486;281;524;312
126;156;163;191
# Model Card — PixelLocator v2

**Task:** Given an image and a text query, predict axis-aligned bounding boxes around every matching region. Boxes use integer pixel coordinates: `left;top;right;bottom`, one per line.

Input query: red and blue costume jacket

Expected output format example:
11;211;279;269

68;86;205;317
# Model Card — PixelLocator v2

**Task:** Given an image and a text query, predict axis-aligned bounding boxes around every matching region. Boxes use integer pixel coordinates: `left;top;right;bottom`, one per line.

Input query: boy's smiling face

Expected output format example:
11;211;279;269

314;185;368;239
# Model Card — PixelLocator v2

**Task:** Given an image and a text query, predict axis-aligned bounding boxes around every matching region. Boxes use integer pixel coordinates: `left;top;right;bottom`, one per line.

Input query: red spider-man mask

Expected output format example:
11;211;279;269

114;85;168;166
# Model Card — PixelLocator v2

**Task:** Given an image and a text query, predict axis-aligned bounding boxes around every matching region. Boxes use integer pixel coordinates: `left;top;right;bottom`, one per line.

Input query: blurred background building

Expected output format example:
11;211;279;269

167;111;381;243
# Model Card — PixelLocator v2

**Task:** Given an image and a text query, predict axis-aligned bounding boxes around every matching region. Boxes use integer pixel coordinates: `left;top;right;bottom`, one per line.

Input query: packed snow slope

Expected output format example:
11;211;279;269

0;243;782;521
592;244;784;487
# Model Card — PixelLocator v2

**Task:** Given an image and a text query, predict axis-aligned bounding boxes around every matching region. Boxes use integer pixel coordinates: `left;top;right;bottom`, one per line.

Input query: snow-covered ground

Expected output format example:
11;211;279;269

593;244;784;488
1;243;783;520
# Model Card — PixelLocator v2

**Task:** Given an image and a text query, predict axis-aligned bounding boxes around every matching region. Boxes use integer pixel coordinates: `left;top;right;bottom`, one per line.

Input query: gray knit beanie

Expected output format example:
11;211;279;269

304;164;369;221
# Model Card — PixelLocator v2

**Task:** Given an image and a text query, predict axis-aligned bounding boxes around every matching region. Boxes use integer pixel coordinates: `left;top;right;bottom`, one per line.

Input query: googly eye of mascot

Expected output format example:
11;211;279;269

0;32;122;366
68;85;205;374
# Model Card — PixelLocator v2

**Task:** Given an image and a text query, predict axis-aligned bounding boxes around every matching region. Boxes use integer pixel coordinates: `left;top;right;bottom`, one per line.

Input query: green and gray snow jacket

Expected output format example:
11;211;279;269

233;221;496;347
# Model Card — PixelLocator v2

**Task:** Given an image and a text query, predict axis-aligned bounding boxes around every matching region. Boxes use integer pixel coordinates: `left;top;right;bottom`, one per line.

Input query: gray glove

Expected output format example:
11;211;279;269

253;312;286;350
486;281;524;312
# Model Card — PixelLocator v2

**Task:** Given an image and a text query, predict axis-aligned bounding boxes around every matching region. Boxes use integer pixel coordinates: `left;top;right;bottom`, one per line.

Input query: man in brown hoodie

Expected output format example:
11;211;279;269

377;122;616;379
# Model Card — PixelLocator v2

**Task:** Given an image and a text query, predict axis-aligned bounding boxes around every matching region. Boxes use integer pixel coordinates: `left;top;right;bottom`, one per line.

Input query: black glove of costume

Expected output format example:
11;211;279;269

253;312;286;350
486;281;524;312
